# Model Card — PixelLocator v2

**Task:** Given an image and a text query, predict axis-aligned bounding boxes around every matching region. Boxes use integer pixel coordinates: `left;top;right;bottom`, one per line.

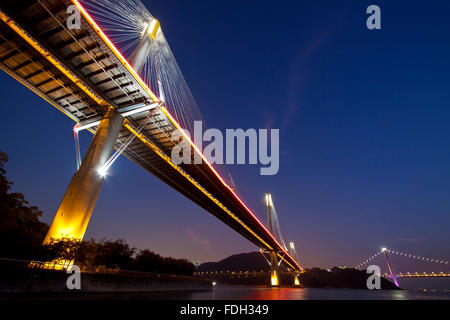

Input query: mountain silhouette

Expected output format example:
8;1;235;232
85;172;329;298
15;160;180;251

197;252;272;272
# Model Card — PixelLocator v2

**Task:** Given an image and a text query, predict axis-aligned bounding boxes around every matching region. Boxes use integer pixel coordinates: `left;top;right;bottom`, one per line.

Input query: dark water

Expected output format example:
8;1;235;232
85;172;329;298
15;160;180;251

3;282;450;300
2;286;449;300
394;277;450;291
160;285;450;300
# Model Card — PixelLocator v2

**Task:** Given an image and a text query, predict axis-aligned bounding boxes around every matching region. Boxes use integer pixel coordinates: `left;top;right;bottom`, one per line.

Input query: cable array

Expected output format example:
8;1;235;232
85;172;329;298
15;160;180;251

78;0;233;182
355;251;383;269
79;0;204;137
355;248;449;269
265;194;288;251
385;249;449;265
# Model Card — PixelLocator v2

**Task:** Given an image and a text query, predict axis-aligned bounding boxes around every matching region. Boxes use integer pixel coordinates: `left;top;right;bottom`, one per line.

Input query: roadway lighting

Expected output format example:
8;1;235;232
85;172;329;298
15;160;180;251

381;247;387;252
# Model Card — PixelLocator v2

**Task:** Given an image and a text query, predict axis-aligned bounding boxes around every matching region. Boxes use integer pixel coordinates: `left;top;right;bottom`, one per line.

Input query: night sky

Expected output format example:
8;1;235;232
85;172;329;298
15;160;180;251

0;0;449;270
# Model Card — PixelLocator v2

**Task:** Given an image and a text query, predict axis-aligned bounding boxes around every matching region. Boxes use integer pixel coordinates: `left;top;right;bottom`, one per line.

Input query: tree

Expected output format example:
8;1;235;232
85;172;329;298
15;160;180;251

0;150;195;276
74;238;99;267
134;249;162;273
93;239;135;269
0;150;49;260
134;249;195;275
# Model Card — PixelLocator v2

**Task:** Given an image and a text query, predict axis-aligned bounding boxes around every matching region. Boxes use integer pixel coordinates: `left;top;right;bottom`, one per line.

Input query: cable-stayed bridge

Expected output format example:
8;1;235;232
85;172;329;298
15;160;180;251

0;0;301;282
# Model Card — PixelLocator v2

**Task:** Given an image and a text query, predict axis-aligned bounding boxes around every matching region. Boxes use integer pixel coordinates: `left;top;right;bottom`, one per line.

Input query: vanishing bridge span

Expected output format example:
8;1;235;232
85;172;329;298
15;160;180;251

0;0;301;284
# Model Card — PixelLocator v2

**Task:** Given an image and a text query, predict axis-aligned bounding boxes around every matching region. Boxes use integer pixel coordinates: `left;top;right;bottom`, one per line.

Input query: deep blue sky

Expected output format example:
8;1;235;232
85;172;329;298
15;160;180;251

0;0;449;270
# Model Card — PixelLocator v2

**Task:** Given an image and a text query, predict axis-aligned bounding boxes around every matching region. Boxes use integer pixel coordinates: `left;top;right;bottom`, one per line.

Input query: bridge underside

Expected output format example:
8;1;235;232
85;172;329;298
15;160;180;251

0;0;301;271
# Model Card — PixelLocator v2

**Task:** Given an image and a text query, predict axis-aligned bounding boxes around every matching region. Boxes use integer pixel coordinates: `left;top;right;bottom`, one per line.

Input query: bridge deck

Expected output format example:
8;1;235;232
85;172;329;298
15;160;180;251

0;0;301;271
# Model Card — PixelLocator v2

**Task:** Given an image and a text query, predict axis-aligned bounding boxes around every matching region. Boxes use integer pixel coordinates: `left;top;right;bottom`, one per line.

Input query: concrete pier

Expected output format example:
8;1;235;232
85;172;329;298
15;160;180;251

44;108;124;243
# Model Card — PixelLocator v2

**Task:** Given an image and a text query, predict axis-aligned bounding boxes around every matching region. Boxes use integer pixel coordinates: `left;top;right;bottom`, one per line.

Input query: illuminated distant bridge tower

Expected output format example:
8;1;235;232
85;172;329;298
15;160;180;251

381;247;399;287
356;248;449;286
0;0;302;275
263;194;302;286
289;241;301;286
265;194;280;286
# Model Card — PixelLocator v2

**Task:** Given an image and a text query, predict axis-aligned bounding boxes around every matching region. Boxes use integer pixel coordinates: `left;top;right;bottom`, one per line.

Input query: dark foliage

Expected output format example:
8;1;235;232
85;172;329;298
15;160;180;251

42;238;82;262
0;150;48;260
41;239;195;275
91;239;135;269
133;249;195;276
0;150;195;276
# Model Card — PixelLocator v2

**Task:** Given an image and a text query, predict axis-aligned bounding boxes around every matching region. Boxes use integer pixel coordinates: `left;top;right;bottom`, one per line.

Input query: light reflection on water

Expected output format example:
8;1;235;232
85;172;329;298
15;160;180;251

395;277;450;291
3;286;449;300
161;286;450;300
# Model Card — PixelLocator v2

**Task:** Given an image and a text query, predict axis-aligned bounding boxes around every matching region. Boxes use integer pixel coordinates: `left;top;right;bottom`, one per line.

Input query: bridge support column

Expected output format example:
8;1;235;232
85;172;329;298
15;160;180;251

43;108;123;243
129;34;151;74
269;251;280;287
129;18;160;74
293;274;300;287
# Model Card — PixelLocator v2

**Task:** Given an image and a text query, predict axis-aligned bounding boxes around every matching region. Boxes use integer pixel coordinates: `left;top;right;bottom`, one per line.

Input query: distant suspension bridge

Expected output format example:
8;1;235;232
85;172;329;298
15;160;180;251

355;248;450;286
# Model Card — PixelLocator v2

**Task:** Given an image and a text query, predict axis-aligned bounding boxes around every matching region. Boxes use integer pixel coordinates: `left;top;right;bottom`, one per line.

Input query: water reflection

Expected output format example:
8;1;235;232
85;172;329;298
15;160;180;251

164;286;450;300
3;285;449;300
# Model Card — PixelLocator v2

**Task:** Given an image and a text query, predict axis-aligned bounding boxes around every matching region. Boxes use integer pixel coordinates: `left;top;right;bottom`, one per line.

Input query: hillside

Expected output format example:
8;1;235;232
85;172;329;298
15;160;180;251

197;252;272;272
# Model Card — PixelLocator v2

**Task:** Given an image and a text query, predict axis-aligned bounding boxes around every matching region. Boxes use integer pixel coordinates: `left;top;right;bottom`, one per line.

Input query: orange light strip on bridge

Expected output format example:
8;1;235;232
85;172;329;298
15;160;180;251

71;0;160;103
162;106;301;270
72;0;301;271
123;119;275;253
